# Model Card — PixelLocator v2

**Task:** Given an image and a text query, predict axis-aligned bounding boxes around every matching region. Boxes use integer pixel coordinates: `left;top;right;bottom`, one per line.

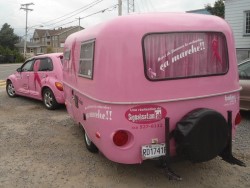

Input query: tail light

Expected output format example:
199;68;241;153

113;130;128;146
55;82;63;91
235;112;241;125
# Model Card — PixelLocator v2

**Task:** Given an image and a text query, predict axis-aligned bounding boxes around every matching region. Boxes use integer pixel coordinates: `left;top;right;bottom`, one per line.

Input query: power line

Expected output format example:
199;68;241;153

50;4;118;29
42;0;103;27
80;4;118;19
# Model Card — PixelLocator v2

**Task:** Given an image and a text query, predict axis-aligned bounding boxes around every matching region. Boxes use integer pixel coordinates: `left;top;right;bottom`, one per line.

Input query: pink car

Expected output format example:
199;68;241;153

6;53;64;110
63;13;245;178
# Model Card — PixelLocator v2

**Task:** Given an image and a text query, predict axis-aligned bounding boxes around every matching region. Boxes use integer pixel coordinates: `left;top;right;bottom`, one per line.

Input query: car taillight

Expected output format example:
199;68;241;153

235;112;241;125
55;82;63;91
113;130;128;146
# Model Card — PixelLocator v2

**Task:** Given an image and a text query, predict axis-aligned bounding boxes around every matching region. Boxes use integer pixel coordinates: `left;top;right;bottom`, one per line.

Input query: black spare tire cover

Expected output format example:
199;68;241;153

174;108;229;163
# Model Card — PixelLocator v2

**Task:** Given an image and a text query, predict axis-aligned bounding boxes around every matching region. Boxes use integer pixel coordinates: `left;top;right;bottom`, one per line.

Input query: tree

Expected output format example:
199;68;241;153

205;0;225;18
0;23;23;63
0;23;19;50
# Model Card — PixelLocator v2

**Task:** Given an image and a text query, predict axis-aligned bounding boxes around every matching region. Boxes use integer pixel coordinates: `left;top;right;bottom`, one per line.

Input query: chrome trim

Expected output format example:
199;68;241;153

63;81;242;105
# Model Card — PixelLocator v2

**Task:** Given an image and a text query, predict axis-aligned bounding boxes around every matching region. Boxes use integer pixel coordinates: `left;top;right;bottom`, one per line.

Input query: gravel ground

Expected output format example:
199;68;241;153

0;90;249;188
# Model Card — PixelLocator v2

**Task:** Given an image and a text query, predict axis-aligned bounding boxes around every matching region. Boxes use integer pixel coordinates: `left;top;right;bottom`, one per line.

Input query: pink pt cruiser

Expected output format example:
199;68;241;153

63;13;245;179
6;53;64;110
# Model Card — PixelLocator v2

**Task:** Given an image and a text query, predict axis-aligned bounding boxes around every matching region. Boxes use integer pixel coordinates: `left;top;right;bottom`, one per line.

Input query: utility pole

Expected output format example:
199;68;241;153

127;0;135;13
76;17;82;31
118;0;122;16
20;3;34;59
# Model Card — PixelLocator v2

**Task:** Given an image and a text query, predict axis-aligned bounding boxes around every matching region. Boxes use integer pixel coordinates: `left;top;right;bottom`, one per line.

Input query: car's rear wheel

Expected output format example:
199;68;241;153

42;88;58;110
6;80;17;98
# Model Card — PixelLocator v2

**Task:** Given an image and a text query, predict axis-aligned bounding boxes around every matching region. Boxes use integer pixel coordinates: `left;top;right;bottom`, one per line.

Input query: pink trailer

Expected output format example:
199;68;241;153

63;13;245;179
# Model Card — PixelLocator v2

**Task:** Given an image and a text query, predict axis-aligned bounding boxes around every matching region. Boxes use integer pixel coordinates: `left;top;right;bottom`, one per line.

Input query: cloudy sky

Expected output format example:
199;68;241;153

0;0;216;38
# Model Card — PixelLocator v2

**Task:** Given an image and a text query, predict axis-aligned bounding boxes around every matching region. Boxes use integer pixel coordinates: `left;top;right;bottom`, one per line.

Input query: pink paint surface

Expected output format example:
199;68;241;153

63;13;240;164
7;53;64;104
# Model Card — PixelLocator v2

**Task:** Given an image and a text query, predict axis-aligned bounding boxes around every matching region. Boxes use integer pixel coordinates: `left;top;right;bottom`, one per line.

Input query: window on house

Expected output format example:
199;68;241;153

79;40;95;79
245;11;250;35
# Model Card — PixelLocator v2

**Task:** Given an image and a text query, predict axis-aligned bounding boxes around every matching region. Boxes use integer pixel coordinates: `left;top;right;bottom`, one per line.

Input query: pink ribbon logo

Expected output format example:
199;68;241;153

212;37;222;63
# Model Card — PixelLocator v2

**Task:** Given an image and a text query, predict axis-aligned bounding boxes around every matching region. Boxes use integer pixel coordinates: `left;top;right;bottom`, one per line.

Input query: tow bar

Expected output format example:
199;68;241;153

161;111;246;181
160;117;182;181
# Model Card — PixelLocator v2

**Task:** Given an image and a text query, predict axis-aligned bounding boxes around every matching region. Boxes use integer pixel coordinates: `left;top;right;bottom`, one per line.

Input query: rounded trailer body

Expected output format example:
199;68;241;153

63;13;242;165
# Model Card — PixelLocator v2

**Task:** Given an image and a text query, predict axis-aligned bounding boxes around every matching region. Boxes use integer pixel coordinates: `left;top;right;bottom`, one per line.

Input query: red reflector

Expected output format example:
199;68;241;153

55;82;63;91
95;132;101;139
113;130;128;146
235;112;241;125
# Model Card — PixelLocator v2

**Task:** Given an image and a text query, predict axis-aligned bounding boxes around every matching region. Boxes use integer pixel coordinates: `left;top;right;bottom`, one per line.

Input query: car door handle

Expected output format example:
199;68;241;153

26;75;29;77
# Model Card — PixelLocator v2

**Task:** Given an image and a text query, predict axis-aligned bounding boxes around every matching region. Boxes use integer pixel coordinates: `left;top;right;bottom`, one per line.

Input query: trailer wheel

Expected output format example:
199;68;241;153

174;108;229;163
83;130;99;153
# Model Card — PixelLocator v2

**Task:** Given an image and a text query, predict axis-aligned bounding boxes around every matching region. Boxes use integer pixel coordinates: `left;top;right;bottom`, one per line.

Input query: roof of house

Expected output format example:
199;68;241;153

32;26;83;38
186;8;211;15
15;41;46;48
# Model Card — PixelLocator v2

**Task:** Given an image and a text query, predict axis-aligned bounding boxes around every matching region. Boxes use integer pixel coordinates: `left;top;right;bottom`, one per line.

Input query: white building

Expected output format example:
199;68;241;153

225;0;250;62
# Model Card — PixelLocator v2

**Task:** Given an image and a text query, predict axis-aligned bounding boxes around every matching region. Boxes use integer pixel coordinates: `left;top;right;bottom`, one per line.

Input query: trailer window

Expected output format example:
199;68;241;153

79;40;95;79
143;32;228;80
64;50;70;61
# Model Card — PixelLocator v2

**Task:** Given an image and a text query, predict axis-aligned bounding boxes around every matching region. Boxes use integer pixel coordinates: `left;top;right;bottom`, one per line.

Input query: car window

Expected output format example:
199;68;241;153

21;60;34;72
239;61;250;79
38;58;53;71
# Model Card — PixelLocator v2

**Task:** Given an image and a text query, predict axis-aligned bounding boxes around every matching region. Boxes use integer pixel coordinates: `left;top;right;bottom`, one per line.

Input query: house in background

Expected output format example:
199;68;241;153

186;8;211;15
225;0;250;63
15;41;45;57
16;26;83;58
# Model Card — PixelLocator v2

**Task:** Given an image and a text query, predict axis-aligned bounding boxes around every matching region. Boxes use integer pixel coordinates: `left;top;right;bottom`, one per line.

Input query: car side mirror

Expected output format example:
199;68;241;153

16;68;22;72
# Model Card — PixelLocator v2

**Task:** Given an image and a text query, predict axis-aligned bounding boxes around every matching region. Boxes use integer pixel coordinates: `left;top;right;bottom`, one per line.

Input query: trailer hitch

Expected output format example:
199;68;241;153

159;117;182;181
220;111;246;167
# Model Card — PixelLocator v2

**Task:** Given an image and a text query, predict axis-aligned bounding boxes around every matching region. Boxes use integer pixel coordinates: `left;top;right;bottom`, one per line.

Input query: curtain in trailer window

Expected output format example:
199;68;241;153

143;32;228;80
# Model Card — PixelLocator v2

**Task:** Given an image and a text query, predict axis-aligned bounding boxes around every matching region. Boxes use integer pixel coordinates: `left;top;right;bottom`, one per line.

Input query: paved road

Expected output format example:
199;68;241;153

0;63;21;79
0;89;249;187
0;63;21;92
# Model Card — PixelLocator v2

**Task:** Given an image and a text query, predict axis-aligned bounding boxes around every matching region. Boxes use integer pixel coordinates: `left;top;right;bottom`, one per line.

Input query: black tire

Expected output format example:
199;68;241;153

6;80;17;98
174;108;229;163
82;128;98;153
42;88;58;110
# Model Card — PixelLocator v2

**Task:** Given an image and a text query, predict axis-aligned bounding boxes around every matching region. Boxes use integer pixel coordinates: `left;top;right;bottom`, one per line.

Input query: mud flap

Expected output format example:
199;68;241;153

219;111;246;167
159;117;182;181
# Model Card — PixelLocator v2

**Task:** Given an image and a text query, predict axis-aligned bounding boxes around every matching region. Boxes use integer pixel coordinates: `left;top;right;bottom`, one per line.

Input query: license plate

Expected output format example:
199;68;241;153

141;143;166;159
